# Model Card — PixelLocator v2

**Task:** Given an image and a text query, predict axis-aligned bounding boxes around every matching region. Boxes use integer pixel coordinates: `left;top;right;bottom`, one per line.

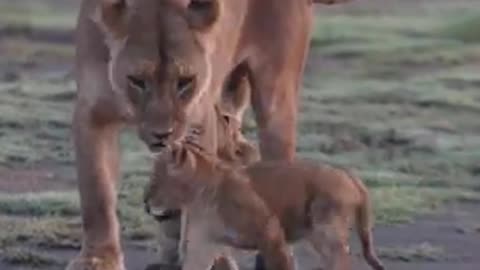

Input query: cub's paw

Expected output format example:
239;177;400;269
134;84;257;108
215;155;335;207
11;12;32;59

210;256;239;270
65;255;125;270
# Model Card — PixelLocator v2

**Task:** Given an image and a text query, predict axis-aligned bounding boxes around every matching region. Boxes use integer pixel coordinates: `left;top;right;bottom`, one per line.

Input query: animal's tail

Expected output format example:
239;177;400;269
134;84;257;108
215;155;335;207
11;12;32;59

349;173;385;270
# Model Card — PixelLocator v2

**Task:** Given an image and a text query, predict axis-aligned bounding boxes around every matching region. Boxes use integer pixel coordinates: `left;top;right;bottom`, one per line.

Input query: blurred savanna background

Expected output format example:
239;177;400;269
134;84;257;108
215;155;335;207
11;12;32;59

0;0;479;269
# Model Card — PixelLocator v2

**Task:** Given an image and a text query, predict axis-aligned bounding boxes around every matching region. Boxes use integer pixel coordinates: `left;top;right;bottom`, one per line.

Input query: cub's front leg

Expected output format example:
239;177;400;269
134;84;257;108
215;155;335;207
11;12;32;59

181;219;226;270
210;256;240;270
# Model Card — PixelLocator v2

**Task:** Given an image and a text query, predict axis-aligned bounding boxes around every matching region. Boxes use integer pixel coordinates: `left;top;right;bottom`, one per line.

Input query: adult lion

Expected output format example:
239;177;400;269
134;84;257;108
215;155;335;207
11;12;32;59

70;0;351;269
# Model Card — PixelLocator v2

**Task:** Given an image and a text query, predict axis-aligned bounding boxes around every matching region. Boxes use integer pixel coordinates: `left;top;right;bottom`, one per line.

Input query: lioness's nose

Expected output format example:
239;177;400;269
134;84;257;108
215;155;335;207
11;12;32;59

152;129;173;141
147;129;174;150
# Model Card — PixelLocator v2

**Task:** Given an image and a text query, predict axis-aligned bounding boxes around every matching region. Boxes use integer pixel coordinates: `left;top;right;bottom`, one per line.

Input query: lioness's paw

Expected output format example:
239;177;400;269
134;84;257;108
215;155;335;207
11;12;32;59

66;256;125;270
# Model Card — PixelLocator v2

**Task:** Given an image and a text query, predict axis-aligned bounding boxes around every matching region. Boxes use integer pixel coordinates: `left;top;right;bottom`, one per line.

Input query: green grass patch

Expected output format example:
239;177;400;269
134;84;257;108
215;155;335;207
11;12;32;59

0;216;81;249
0;247;63;267
0;1;77;30
372;187;478;224
1;39;74;61
439;13;480;43
0;192;79;217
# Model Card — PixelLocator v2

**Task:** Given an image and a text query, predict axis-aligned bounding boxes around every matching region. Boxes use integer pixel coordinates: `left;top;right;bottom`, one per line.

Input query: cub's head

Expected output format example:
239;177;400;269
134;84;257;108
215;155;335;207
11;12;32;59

95;0;221;151
143;142;215;218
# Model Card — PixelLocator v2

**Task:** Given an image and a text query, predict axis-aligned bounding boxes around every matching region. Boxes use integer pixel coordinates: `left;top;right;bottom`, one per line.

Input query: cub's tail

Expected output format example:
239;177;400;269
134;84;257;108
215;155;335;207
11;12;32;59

348;172;385;270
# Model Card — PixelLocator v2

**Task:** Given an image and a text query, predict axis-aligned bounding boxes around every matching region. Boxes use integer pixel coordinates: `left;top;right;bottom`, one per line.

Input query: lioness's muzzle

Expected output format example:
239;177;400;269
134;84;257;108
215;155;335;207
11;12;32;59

144;203;181;222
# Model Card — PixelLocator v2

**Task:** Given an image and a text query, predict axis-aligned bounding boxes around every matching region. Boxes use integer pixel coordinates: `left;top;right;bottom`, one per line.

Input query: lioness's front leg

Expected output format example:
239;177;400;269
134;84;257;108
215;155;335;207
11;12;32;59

250;72;298;161
249;8;313;162
66;65;127;270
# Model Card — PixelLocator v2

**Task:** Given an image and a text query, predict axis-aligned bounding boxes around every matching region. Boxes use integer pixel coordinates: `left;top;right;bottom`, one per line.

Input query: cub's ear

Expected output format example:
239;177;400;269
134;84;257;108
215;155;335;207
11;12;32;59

221;64;250;122
96;0;128;39
186;0;220;30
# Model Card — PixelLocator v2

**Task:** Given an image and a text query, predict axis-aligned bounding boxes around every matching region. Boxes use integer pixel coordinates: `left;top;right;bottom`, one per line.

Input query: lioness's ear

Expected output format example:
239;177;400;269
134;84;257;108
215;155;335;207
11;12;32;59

186;0;220;30
97;0;128;39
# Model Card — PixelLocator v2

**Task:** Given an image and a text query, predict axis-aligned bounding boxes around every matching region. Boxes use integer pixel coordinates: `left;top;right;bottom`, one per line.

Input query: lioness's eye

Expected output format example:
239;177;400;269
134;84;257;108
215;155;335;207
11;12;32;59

177;76;196;96
222;115;231;124
127;75;146;90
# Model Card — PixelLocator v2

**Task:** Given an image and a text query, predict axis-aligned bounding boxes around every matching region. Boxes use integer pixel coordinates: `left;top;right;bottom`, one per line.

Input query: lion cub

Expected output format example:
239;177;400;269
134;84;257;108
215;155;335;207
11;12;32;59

144;141;385;270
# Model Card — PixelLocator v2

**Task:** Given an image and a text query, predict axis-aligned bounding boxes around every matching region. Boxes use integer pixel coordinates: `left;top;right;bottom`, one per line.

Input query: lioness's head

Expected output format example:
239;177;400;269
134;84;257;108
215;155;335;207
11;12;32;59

95;0;222;151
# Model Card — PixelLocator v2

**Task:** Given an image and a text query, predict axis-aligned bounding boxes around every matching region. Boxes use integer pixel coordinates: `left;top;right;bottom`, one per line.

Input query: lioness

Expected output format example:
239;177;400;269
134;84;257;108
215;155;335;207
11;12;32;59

144;142;385;270
73;0;353;269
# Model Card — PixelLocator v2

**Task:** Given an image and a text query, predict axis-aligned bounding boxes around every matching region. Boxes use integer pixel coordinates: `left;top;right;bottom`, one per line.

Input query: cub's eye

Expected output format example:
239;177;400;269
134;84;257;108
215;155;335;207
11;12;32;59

177;76;196;97
127;75;146;90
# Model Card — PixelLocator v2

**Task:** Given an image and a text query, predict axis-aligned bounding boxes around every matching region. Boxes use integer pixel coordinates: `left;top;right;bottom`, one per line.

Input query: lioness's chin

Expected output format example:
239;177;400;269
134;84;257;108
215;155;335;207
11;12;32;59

149;207;182;222
145;135;185;155
147;142;171;154
148;143;176;157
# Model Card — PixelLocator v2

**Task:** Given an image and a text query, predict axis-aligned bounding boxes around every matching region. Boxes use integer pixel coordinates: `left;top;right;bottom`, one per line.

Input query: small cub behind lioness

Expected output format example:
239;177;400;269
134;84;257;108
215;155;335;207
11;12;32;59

145;143;385;270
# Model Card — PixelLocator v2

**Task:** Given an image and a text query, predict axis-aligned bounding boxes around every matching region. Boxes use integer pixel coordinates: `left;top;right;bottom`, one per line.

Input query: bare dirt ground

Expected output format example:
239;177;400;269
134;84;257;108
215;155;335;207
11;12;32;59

1;0;480;269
